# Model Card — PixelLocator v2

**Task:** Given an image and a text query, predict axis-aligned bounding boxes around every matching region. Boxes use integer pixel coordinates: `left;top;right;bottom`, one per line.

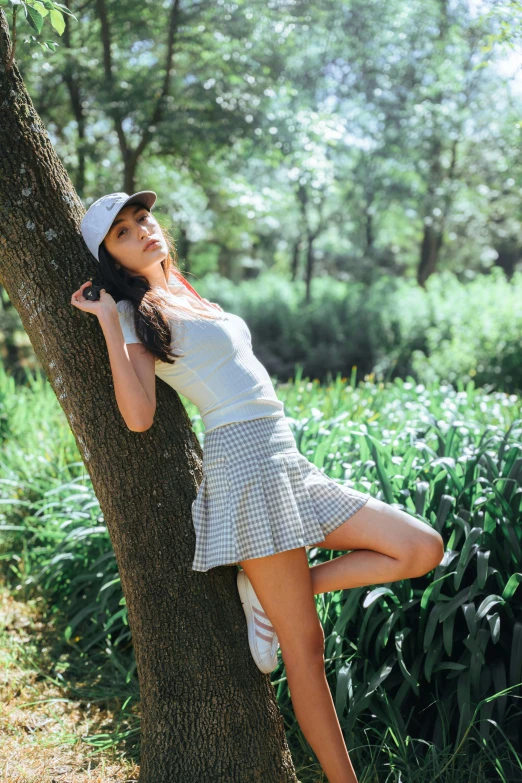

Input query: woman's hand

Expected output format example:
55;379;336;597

71;281;118;323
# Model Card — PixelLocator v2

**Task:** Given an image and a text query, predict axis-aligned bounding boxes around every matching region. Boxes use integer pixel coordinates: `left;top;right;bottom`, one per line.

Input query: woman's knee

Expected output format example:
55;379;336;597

403;522;445;577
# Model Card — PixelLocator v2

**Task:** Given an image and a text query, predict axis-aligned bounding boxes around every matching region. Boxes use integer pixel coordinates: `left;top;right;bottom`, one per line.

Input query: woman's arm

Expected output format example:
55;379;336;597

71;282;155;432
99;313;156;432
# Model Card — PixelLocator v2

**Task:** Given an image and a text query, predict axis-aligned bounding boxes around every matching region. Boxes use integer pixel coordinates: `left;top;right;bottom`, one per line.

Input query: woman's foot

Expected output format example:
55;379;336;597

237;569;280;673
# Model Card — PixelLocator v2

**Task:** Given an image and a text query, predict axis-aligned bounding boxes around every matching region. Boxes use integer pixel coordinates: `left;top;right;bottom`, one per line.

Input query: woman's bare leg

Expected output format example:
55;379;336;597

238;547;360;783
236;499;444;781
307;495;445;595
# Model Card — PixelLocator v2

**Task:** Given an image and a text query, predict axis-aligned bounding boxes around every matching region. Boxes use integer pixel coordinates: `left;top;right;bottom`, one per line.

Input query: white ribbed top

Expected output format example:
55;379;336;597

115;276;285;433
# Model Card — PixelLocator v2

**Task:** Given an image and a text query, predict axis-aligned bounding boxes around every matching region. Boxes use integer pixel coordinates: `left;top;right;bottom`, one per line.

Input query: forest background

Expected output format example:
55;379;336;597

2;0;522;390
1;0;522;782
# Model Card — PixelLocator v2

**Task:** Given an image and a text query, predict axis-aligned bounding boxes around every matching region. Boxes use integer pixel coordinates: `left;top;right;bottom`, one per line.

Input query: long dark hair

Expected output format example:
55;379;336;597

98;203;222;365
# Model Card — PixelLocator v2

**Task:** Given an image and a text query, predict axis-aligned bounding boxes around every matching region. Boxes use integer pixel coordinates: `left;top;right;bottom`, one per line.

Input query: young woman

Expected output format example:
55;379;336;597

73;190;445;783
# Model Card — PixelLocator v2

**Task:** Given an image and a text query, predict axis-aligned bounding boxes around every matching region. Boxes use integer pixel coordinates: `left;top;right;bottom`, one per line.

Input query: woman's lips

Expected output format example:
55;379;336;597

144;239;161;251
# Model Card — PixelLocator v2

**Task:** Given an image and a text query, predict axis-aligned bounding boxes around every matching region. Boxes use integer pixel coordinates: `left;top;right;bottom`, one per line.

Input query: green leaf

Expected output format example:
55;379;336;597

456;699;473;747
491;662;507;724
99;576;121;593
478;698;495;742
477;550;490;589
395;628;419;696
469;630;489;694
421;570;457;612
32;1;48;16
509;622;522;687
414;480;430;516
64;603;99;642
375;606;404;650
475;594;505;621
502;522;522;561
103;607;127;631
52;0;78;17
26;4;44;33
457;669;471;715
463;634;486;665
362;586;400;608
462;602;477;636
443;612;455;657
502;572;522;600
335;662;352;717
435;662;467;673
424;602;444;652
454;527;483;591
435;494;454;533
424;637;443;683
365;654;396;697
365;434;395;504
326;587;363;659
314;438;327;469
49;8;65;34
486;612;500;644
435;457;464;494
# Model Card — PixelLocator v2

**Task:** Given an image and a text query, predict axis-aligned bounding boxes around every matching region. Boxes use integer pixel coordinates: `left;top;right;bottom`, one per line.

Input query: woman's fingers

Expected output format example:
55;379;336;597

71;282;89;301
71;281;95;310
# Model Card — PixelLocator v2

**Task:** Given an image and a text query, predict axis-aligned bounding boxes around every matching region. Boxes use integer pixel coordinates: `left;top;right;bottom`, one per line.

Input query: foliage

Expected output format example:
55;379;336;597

197;268;522;392
0;0;76;57
2;0;521;285
3;265;522;399
0;359;521;774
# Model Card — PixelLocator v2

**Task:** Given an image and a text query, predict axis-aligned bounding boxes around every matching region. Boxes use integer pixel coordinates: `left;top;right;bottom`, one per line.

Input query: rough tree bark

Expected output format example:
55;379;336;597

0;12;299;783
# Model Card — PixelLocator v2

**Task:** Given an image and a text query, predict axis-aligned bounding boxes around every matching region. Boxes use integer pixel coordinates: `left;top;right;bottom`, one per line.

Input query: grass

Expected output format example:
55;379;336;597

0;582;139;782
1;360;521;781
0;578;513;783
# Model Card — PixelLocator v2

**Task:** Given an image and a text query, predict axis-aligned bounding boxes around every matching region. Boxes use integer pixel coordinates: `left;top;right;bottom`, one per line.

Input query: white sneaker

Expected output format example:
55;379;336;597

237;569;280;673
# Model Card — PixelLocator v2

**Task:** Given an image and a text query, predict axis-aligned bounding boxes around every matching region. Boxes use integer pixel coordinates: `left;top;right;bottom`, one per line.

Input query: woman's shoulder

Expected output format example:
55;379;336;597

116;299;133;313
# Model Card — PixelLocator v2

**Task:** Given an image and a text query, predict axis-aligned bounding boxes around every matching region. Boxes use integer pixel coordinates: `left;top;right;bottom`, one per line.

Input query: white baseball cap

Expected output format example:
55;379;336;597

80;191;157;261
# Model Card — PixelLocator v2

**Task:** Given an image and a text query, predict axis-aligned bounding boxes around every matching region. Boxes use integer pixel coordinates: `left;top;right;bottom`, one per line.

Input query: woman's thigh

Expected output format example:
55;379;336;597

238;547;325;663
308;495;444;566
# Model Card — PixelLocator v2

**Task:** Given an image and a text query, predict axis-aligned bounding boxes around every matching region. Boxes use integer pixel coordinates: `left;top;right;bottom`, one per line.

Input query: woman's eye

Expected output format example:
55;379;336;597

118;214;149;238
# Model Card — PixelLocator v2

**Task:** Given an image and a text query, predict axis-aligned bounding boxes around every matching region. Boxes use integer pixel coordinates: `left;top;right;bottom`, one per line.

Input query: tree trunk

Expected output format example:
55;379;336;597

416;137;458;288
492;238;521;280
62;0;87;197
290;238;301;283
176;225;192;273
0;14;299;782
304;231;315;305
417;222;444;288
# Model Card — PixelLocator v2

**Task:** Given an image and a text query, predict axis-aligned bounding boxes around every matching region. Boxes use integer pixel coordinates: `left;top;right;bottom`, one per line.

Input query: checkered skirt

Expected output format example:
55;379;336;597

191;415;371;572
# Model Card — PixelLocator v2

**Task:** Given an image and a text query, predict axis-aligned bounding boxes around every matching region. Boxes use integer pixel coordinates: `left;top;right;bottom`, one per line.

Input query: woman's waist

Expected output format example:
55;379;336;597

201;414;298;468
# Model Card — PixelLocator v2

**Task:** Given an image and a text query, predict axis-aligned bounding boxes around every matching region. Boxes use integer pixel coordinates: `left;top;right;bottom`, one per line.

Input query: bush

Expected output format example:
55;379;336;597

198;268;522;393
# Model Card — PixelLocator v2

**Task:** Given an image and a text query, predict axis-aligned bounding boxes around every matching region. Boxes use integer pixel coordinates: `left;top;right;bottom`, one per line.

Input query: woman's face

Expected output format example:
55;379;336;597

102;203;169;276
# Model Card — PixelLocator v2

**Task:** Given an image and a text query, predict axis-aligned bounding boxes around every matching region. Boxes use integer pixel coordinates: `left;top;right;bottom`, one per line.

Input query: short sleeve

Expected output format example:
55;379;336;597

116;300;140;344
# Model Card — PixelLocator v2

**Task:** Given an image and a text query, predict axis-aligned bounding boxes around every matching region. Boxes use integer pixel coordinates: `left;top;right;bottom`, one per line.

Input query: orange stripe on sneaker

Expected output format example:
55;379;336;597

255;629;274;643
254;616;273;632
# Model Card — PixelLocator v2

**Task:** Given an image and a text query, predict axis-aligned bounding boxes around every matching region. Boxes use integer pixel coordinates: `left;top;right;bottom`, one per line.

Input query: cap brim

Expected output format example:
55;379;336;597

121;191;157;211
